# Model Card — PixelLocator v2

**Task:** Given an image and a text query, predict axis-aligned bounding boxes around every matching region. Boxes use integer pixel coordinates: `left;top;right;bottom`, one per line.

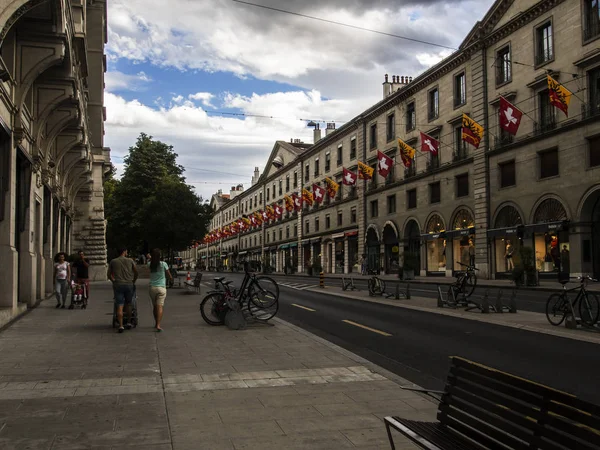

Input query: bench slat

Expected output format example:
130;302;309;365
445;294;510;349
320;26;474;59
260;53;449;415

442;414;512;450
547;400;600;431
390;417;480;450
541;415;600;450
440;403;531;450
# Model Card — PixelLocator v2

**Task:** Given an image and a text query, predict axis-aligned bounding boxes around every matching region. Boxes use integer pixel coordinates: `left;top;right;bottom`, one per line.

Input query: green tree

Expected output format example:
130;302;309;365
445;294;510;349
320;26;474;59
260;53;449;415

104;133;210;257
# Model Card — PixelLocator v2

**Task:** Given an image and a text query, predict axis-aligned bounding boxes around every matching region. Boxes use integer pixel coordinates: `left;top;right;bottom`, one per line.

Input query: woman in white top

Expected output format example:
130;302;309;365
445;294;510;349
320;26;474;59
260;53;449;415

54;252;71;309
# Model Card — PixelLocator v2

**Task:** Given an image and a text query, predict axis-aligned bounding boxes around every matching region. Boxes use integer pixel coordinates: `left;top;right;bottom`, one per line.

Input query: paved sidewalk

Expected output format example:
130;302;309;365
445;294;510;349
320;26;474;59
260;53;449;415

305;284;600;345
0;281;437;450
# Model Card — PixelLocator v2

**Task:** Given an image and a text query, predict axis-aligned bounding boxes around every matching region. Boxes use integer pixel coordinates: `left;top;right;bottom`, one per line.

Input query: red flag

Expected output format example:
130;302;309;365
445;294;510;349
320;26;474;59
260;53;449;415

342;168;357;186
420;132;439;155
261;210;269;222
312;184;325;203
292;193;302;211
499;96;523;136
377;150;393;178
273;203;283;218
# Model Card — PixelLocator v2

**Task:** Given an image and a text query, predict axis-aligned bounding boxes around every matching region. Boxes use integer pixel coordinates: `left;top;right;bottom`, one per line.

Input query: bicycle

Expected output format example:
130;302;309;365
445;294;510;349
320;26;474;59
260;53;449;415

200;263;280;325
545;275;600;326
455;261;478;297
368;276;386;296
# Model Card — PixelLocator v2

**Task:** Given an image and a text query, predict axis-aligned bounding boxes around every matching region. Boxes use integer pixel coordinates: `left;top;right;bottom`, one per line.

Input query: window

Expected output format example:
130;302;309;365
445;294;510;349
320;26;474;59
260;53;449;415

293;171;298;188
272;183;276;198
430;182;441;204
279;180;282;196
350;138;357;159
538;89;556;133
325;152;331;172
370;200;378;218
286;226;290;239
337;146;342;166
454;72;466;107
406;102;416;131
454;126;467;160
314;158;320;177
456;173;469;198
266;233;269;243
272;231;276;242
590;136;600;167
259;192;263;204
254;195;257;208
337;211;343;226
428;88;439;120
370;123;377;149
325;214;331;229
496;45;511;84
386;113;395;141
305;221;310;234
387;194;396;214
286;176;290;192
539;149;559;179
407;189;417;209
294;223;298;237
584;0;600;41
369;163;378;190
351;207;357;223
315;217;320;232
589;67;600;116
499;160;516;188
266;188;270;201
535;21;553;65
279;229;283;240
305;163;310;182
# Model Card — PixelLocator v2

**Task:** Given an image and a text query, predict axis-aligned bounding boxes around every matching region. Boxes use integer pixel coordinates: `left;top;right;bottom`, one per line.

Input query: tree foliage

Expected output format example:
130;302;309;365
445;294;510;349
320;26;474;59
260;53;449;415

104;133;210;256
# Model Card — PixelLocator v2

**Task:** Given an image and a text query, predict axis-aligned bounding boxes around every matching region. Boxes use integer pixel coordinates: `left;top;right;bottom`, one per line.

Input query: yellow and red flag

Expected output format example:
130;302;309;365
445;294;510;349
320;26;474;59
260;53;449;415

324;177;339;198
357;161;374;180
284;195;294;212
266;205;275;221
547;75;571;117
461;114;484;149
302;188;314;206
397;139;415;168
254;211;263;226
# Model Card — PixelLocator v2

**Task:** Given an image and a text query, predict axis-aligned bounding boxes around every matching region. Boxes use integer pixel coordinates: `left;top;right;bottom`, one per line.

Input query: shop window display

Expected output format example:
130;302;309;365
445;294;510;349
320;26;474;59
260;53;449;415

425;214;446;273
491;206;523;274
532;199;569;273
451;209;475;271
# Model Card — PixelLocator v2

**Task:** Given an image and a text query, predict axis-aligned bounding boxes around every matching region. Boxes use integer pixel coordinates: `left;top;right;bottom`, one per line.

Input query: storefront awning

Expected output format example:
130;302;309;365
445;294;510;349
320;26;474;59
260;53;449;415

278;244;289;250
332;232;345;240
289;242;298;248
487;226;521;238
310;238;321;244
301;239;310;246
238;251;247;256
525;221;568;234
220;254;227;259
421;232;447;241
201;255;207;259
345;230;359;237
445;227;475;239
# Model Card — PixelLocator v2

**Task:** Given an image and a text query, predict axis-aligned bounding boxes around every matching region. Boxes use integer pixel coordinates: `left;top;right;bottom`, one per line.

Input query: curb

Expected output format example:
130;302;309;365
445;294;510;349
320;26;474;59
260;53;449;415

302;286;600;346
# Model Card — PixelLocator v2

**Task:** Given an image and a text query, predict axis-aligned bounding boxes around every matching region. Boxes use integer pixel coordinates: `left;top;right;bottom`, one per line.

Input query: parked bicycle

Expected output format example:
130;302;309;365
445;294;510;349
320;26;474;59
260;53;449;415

546;275;599;326
455;261;478;297
368;276;386;296
200;263;279;325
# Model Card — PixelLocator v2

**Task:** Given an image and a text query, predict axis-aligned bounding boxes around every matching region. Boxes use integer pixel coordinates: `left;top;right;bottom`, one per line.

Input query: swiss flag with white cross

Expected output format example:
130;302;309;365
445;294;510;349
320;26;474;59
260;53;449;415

292;193;302;211
274;204;283;218
377;150;393;178
312;184;325;203
342;168;357;186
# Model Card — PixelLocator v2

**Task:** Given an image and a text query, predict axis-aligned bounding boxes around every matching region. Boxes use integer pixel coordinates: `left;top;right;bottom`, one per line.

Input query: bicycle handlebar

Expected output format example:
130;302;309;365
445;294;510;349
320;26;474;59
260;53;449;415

456;261;479;271
577;275;598;282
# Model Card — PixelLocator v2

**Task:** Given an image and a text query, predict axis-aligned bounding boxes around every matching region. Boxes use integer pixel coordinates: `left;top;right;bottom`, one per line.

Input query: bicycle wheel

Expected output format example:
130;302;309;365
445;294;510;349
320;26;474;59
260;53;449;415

578;292;600;326
247;292;279;321
546;293;567;326
248;276;279;304
446;286;458;307
465;273;477;297
200;293;228;325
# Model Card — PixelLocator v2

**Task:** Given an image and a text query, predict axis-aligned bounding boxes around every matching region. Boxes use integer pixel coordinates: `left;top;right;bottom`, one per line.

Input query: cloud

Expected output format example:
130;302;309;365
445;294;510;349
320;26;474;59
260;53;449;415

104;89;360;200
105;70;152;91
188;92;216;108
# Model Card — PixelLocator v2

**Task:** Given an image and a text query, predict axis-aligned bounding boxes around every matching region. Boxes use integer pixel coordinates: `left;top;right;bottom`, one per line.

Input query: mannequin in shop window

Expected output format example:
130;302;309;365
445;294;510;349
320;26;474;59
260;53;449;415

468;239;475;266
550;236;560;271
441;240;447;267
505;240;514;271
561;245;570;274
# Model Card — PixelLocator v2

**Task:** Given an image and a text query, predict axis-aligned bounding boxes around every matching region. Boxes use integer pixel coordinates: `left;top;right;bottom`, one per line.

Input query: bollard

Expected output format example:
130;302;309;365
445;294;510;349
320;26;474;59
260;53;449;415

495;289;504;313
437;285;444;307
509;287;518;313
481;289;490;314
319;272;324;288
406;282;411;300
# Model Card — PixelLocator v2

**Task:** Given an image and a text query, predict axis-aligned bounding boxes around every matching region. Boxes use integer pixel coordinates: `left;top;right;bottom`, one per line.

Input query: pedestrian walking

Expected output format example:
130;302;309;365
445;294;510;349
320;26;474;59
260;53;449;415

107;248;138;333
72;250;91;302
54;252;71;309
148;248;172;332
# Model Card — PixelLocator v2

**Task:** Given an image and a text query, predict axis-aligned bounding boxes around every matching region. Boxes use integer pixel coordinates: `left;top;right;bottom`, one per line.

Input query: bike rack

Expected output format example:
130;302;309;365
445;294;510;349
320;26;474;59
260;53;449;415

342;277;358;291
385;282;411;300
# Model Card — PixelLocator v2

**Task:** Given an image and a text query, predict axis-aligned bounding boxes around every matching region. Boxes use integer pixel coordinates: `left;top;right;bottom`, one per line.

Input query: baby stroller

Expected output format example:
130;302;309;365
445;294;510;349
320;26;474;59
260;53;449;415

112;285;139;328
69;280;88;309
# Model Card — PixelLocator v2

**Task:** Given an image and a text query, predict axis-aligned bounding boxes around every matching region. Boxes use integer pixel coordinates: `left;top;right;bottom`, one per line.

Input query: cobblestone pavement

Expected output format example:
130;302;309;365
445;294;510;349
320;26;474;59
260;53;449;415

0;280;437;450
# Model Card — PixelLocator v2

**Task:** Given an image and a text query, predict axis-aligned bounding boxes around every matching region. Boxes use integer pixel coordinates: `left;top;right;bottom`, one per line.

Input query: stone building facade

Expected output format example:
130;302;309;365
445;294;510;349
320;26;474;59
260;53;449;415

0;0;110;326
202;0;600;281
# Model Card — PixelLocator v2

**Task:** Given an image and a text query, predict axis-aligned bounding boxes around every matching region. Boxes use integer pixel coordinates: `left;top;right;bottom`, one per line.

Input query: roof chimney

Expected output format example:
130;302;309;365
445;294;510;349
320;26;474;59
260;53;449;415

326;122;336;136
383;73;392;99
313;123;321;143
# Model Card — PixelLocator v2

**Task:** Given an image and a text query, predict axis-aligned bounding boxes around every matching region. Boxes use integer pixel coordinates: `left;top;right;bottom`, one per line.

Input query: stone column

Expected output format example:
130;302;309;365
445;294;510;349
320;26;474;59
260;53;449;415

18;168;36;307
344;238;349;274
0;137;18;310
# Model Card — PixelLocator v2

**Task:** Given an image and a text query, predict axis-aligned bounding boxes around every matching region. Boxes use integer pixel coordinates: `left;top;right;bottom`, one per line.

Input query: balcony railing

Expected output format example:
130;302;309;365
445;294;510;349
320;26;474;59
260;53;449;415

582;103;600;119
369;181;378;191
404;166;416;178
426;158;440;172
453;149;468;162
494;134;514;149
534;117;557;135
535;50;553;66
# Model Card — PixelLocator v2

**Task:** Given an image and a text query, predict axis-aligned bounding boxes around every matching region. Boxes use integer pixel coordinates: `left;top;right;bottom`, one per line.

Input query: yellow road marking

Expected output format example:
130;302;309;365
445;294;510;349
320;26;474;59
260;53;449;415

292;304;316;312
343;320;392;337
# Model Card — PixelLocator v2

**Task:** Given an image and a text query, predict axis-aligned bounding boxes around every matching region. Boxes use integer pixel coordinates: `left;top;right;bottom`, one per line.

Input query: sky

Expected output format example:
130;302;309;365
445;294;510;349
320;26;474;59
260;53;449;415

105;0;496;201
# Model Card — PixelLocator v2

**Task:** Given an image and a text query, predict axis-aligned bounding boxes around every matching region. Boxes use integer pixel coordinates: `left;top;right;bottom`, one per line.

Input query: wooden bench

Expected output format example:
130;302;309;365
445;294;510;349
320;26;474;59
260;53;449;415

384;356;600;450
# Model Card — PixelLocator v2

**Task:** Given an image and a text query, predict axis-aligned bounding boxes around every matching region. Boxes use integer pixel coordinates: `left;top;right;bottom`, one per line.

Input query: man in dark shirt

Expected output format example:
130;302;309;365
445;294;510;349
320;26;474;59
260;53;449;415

108;248;138;333
72;250;91;300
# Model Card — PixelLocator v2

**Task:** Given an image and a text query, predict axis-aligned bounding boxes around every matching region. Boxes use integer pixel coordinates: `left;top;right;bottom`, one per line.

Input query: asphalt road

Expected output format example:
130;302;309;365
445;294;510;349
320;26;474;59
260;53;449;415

199;272;600;404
